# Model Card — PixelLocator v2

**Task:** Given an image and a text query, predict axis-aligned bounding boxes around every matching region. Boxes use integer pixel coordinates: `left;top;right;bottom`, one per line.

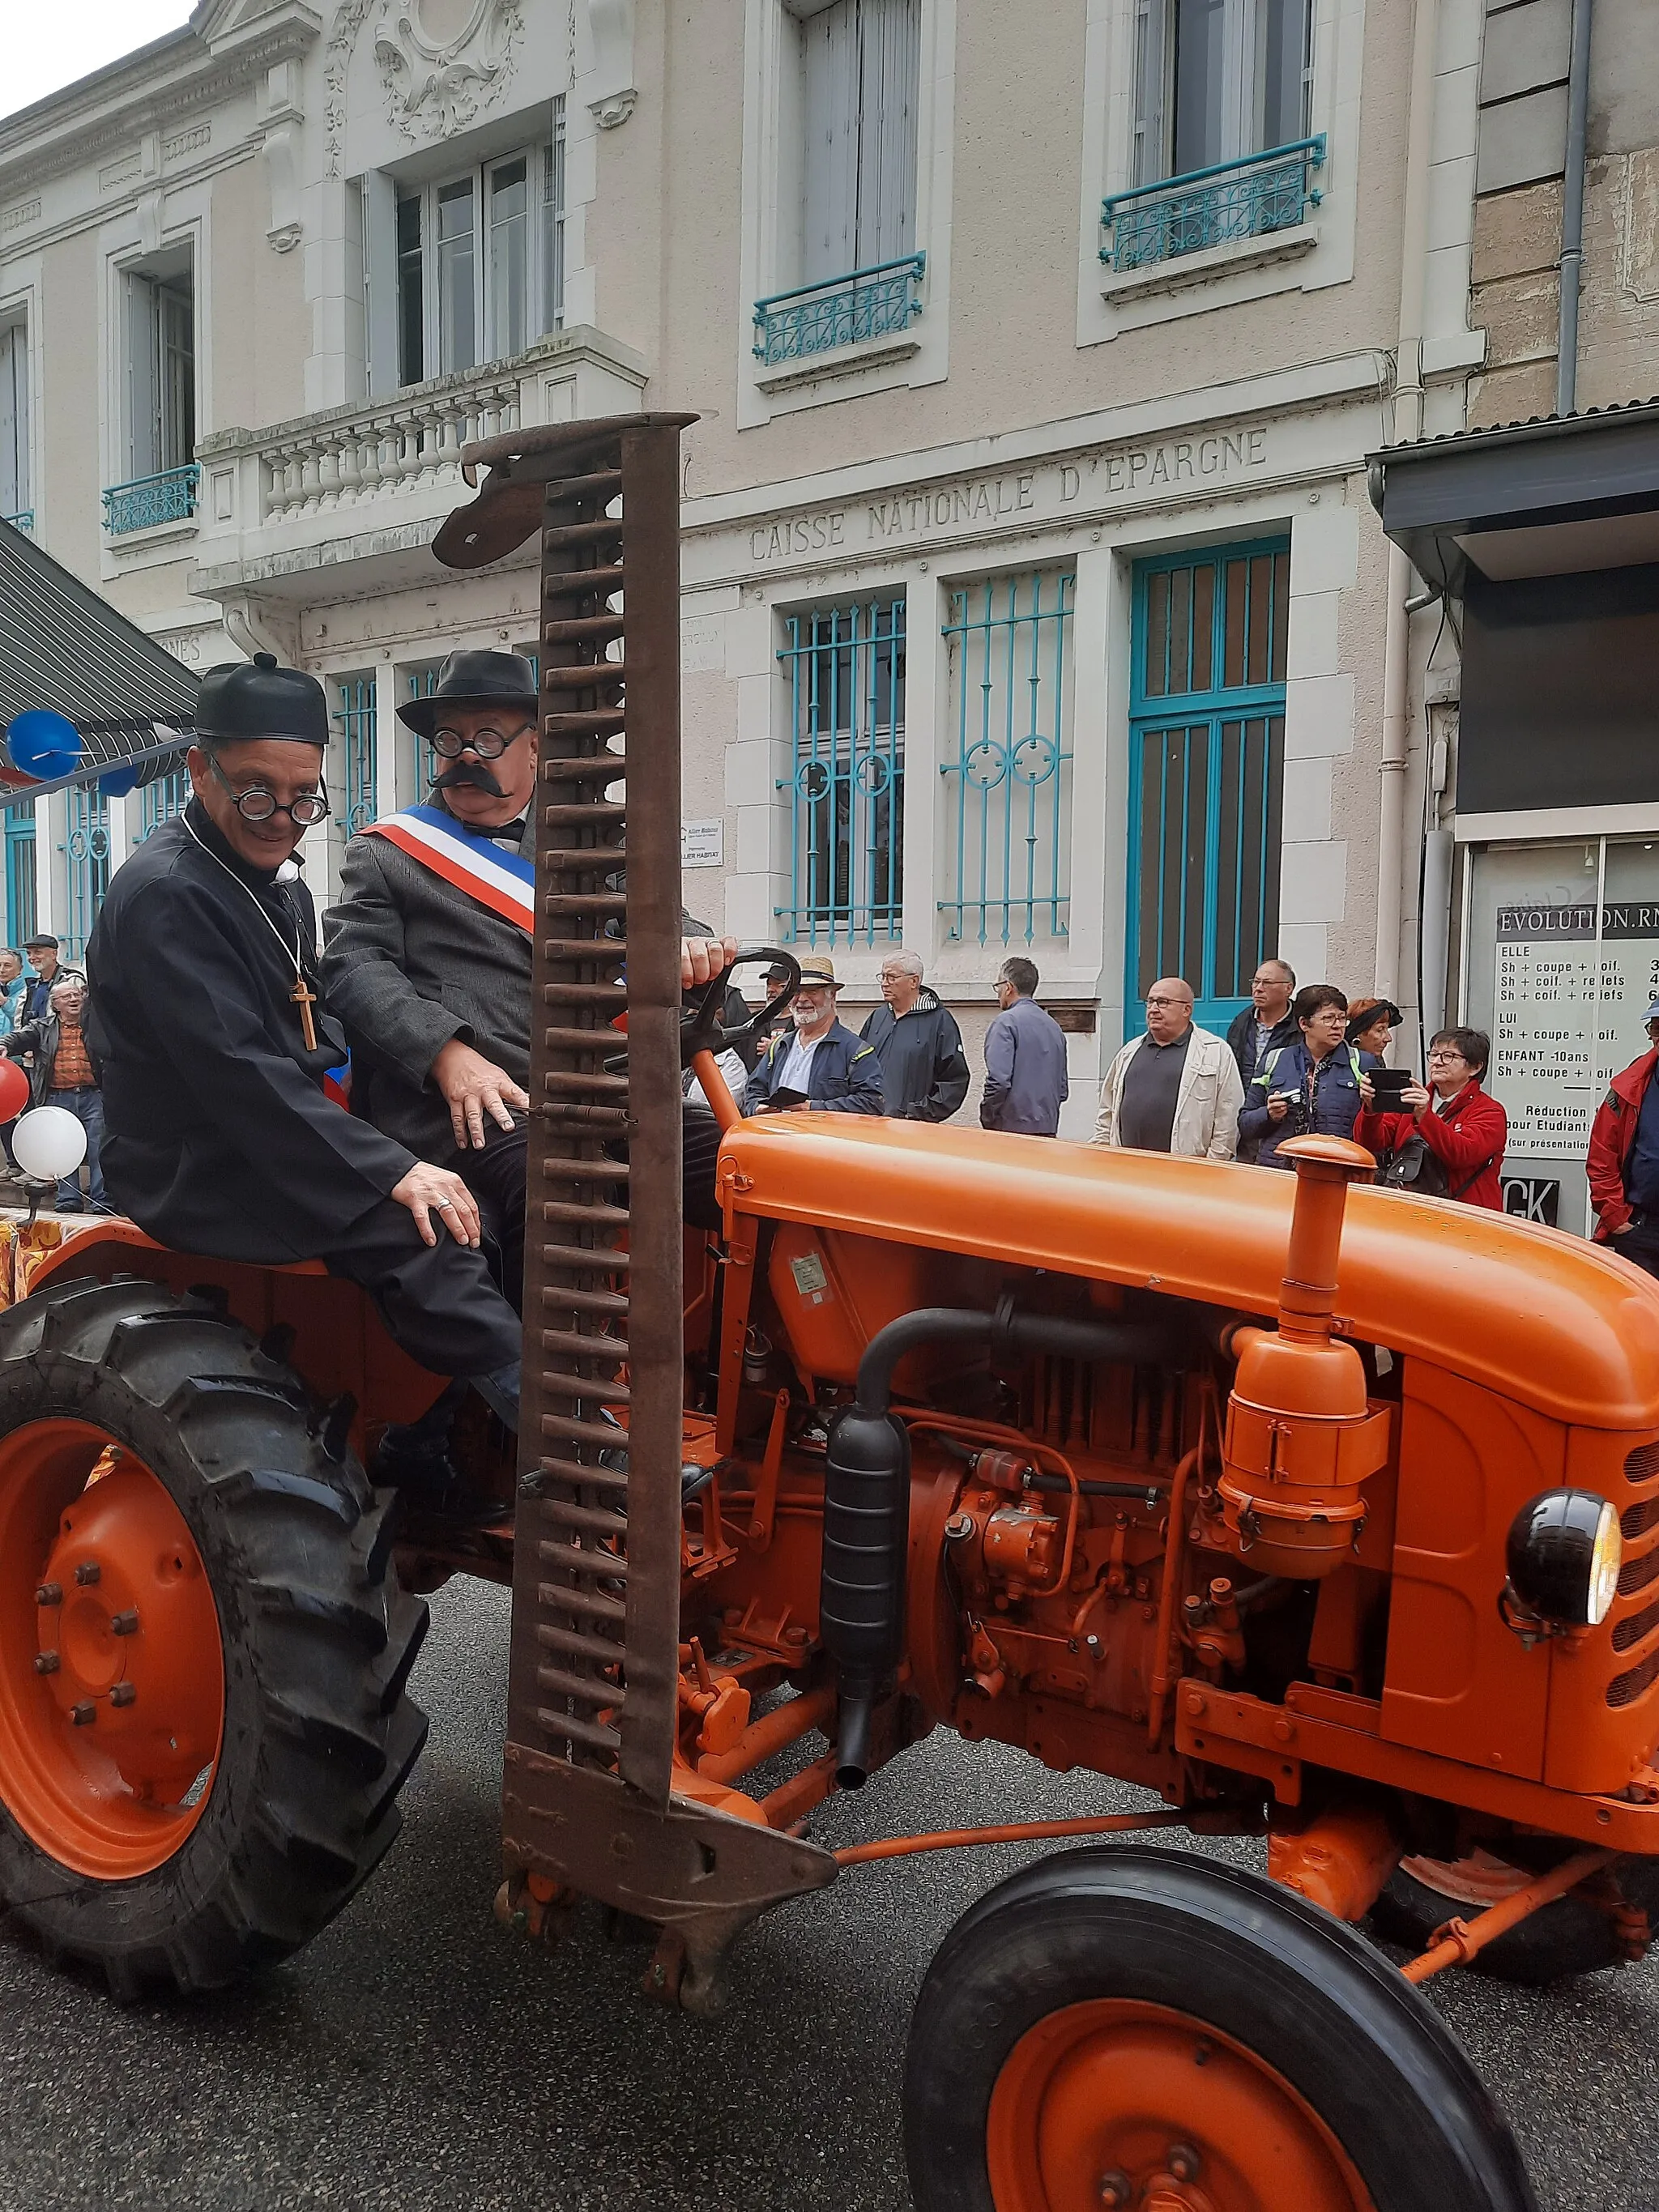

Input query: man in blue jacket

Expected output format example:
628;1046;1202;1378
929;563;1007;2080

744;954;885;1114
981;957;1069;1136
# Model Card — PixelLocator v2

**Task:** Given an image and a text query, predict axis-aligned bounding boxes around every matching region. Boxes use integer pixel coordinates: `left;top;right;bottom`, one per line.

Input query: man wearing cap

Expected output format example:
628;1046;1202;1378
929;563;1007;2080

21;935;84;1025
744;955;884;1115
1589;998;1659;1277
85;653;524;1434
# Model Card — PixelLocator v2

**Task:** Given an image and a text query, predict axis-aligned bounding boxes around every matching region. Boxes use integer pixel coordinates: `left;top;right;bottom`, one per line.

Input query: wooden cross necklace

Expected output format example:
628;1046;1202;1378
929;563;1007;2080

182;816;319;1050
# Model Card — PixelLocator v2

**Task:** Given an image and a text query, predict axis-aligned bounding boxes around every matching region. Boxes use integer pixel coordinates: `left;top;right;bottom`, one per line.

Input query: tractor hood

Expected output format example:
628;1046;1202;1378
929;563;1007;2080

719;1117;1659;1433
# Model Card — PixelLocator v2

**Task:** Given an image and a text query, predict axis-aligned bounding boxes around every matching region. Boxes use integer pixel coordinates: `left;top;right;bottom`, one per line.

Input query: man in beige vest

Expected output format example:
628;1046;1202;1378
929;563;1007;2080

1092;977;1243;1161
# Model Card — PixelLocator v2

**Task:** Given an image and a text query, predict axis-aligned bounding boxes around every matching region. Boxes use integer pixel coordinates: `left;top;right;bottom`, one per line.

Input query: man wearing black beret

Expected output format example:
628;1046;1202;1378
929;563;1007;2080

85;654;524;1438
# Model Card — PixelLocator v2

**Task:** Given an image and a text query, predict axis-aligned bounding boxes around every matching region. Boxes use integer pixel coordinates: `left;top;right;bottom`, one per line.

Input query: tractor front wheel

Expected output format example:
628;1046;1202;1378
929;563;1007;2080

905;1844;1535;2212
0;1275;429;1997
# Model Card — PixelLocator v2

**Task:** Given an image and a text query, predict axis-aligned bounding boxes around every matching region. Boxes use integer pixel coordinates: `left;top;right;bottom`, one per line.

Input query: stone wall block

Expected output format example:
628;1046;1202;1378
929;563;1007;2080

1472;268;1563;364
1471;177;1564;283
1468;358;1559;428
1479;0;1571;107
1476;85;1570;193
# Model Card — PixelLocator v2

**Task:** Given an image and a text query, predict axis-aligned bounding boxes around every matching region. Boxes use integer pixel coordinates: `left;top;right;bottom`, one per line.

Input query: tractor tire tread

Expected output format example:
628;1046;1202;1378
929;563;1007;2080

0;1274;429;1997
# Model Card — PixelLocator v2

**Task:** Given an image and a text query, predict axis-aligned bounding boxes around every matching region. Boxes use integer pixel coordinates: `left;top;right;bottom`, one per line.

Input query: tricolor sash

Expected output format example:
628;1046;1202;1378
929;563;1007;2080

360;804;534;936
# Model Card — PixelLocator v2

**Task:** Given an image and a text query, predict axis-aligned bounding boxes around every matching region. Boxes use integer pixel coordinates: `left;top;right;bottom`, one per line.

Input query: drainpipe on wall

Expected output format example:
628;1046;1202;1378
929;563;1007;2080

1375;0;1441;1004
1557;0;1595;416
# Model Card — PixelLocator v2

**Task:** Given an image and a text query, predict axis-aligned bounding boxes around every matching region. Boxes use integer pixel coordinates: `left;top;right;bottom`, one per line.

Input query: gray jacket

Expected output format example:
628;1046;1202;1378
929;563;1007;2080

321;812;535;1162
980;994;1069;1136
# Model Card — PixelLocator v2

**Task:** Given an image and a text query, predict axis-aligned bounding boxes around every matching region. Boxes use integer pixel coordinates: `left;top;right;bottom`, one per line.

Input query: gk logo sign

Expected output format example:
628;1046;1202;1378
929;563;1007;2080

1502;1177;1560;1225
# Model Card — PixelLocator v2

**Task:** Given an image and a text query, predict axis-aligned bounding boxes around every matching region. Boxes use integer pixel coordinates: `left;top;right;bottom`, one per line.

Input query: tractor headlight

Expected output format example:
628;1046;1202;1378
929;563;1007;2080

1505;1490;1623;1628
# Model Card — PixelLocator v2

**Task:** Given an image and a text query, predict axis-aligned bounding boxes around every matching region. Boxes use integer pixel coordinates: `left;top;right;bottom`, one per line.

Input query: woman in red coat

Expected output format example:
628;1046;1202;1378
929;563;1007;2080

1354;1025;1508;1208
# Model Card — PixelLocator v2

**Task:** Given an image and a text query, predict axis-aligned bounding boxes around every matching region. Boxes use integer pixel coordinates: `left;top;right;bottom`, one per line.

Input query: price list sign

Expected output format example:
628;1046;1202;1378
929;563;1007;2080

1494;903;1659;1157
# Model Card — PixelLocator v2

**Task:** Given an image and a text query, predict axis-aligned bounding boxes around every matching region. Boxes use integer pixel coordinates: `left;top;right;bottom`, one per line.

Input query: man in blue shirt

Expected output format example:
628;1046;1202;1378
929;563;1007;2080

980;957;1069;1136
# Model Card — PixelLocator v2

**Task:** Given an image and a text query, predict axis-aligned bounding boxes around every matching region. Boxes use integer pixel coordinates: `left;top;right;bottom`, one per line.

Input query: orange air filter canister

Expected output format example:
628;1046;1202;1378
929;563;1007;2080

1218;1137;1392;1577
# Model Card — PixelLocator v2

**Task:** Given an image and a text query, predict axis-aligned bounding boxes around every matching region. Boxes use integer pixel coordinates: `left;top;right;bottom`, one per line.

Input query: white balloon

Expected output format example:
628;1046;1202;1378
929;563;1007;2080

12;1106;89;1182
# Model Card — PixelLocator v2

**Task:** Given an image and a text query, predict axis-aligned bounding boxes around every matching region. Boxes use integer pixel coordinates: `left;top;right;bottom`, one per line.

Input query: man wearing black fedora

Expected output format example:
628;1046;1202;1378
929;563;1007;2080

322;650;738;1331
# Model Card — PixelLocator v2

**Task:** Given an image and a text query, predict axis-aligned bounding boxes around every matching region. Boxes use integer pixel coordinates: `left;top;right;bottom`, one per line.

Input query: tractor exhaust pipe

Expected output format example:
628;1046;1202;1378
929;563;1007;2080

822;1301;1192;1787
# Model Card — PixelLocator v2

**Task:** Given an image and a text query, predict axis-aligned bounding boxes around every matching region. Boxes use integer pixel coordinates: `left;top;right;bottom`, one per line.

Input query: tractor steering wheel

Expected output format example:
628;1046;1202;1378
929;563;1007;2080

679;948;801;1072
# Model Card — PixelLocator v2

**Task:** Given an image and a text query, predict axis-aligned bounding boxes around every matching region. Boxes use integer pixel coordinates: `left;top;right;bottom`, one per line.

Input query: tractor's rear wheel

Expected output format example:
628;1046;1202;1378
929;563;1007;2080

905;1845;1535;2212
0;1275;429;1997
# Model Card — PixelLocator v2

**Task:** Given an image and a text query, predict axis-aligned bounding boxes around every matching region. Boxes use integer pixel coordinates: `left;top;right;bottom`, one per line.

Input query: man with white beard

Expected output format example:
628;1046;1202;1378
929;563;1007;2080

743;955;885;1115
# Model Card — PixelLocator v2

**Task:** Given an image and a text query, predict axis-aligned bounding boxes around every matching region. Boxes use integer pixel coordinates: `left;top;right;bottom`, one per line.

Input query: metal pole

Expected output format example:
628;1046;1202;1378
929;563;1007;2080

1557;0;1595;417
1375;0;1441;1003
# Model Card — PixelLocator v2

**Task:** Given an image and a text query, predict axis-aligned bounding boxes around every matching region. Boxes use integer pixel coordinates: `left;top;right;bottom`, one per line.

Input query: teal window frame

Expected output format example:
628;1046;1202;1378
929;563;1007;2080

4;799;36;949
1127;540;1288;1034
939;571;1074;947
775;602;906;947
336;676;378;833
62;784;111;963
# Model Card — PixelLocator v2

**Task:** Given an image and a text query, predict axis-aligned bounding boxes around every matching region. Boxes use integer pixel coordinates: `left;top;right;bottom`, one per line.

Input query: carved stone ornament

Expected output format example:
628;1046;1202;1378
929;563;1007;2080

373;0;525;142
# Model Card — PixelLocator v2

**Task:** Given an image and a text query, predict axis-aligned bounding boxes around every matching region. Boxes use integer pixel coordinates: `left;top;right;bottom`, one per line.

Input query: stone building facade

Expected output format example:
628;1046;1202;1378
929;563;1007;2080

0;0;1495;1134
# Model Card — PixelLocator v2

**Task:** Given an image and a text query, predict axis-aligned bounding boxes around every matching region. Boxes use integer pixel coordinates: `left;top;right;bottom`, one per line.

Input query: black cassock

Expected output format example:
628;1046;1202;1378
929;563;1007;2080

86;800;519;1379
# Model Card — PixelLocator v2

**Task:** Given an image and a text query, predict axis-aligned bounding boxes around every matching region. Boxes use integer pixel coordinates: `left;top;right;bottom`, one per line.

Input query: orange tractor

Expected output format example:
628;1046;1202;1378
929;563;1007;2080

2;416;1656;2212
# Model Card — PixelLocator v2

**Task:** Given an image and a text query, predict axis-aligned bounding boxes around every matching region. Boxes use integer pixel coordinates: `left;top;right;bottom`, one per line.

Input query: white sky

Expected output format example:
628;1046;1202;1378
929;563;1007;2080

2;4;197;124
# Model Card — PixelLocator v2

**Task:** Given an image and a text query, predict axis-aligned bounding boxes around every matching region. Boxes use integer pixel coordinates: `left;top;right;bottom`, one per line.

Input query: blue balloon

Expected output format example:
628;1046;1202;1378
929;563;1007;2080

6;709;82;782
99;763;140;798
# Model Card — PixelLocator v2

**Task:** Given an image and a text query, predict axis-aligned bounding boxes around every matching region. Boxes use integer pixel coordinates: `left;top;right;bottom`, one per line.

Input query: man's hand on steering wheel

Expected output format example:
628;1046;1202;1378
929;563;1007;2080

681;936;741;991
432;1038;531;1151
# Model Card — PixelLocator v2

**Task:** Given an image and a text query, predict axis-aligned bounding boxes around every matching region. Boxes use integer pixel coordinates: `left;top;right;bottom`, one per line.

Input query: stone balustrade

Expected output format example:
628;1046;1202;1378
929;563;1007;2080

259;374;522;525
191;329;649;593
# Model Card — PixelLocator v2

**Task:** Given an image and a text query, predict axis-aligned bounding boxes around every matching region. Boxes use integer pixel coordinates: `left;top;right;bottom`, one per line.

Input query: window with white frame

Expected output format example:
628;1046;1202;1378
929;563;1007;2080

395;106;565;387
1133;0;1311;182
0;319;28;525
126;254;195;480
756;0;923;364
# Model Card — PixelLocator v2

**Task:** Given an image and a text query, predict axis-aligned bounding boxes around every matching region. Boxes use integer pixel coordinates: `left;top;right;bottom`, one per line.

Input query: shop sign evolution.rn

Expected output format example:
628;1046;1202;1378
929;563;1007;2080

742;428;1272;565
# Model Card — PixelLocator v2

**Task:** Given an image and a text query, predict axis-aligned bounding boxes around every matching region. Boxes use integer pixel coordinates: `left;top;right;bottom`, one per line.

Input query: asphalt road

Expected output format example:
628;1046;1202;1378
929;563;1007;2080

1;1577;1655;2212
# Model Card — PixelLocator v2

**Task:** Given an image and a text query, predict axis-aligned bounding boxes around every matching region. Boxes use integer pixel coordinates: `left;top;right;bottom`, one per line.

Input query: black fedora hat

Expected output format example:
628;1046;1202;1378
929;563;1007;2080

396;649;539;738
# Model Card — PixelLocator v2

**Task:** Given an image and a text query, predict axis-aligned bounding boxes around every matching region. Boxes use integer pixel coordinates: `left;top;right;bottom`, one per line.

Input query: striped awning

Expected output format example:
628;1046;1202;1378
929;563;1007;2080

0;517;199;797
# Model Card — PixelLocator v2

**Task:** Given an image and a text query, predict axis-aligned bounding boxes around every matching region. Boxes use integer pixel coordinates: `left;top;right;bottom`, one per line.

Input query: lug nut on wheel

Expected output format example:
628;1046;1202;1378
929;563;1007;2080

34;1581;61;1606
1166;2143;1201;2181
110;1610;139;1636
109;1683;137;1708
74;1562;100;1587
32;1651;59;1674
1097;2174;1132;2208
70;1702;95;1726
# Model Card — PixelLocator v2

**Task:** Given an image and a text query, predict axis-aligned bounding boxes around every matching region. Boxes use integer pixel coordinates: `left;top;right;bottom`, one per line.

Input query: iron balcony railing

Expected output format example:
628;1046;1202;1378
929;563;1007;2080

1102;136;1325;273
2;511;34;534
102;464;201;537
753;254;926;366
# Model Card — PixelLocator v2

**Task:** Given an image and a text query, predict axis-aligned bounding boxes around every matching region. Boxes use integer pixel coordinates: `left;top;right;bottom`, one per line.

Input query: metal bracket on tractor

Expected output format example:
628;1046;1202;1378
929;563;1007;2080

435;417;837;2004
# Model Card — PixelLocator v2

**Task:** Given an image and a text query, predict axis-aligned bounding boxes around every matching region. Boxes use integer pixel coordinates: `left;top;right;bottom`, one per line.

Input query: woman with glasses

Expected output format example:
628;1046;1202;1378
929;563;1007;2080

1354;1026;1508;1209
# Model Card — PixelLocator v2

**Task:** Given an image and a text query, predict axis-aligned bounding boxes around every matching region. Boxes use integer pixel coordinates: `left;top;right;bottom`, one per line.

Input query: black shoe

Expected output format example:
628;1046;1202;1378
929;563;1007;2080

55;1200;82;1214
472;1362;520;1433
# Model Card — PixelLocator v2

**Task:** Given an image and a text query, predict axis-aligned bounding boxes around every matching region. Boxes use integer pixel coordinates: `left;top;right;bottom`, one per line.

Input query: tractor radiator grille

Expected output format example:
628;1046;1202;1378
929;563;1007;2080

1607;1456;1659;1711
505;419;689;1809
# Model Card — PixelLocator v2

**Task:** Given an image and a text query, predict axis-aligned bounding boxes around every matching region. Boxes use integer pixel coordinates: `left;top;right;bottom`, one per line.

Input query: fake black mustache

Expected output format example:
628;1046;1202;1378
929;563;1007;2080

431;761;506;797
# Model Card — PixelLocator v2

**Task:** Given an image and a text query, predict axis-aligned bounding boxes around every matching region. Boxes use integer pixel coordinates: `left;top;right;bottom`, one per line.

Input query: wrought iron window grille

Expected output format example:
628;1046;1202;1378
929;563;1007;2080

139;769;190;842
939;572;1074;948
776;601;906;947
335;677;379;834
753;254;926;365
2;511;33;535
101;465;201;537
62;784;111;962
1101;136;1325;273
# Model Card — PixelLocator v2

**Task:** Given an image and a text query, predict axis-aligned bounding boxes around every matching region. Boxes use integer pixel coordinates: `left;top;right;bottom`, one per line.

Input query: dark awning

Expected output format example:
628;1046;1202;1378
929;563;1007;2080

0;517;198;796
1366;399;1659;596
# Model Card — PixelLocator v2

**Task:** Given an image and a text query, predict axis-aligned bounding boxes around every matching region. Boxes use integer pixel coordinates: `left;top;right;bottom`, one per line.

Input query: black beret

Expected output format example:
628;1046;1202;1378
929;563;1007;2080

195;652;329;747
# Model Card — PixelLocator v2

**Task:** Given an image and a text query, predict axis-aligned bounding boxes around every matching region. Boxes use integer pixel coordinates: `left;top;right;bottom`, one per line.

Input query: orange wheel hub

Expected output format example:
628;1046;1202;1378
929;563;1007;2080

0;1419;224;1878
987;2001;1375;2212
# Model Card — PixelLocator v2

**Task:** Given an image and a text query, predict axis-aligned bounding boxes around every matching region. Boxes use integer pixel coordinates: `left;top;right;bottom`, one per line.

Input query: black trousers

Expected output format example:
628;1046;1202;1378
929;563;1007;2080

322;1196;522;1378
1613;1221;1659;1281
438;1109;727;1318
